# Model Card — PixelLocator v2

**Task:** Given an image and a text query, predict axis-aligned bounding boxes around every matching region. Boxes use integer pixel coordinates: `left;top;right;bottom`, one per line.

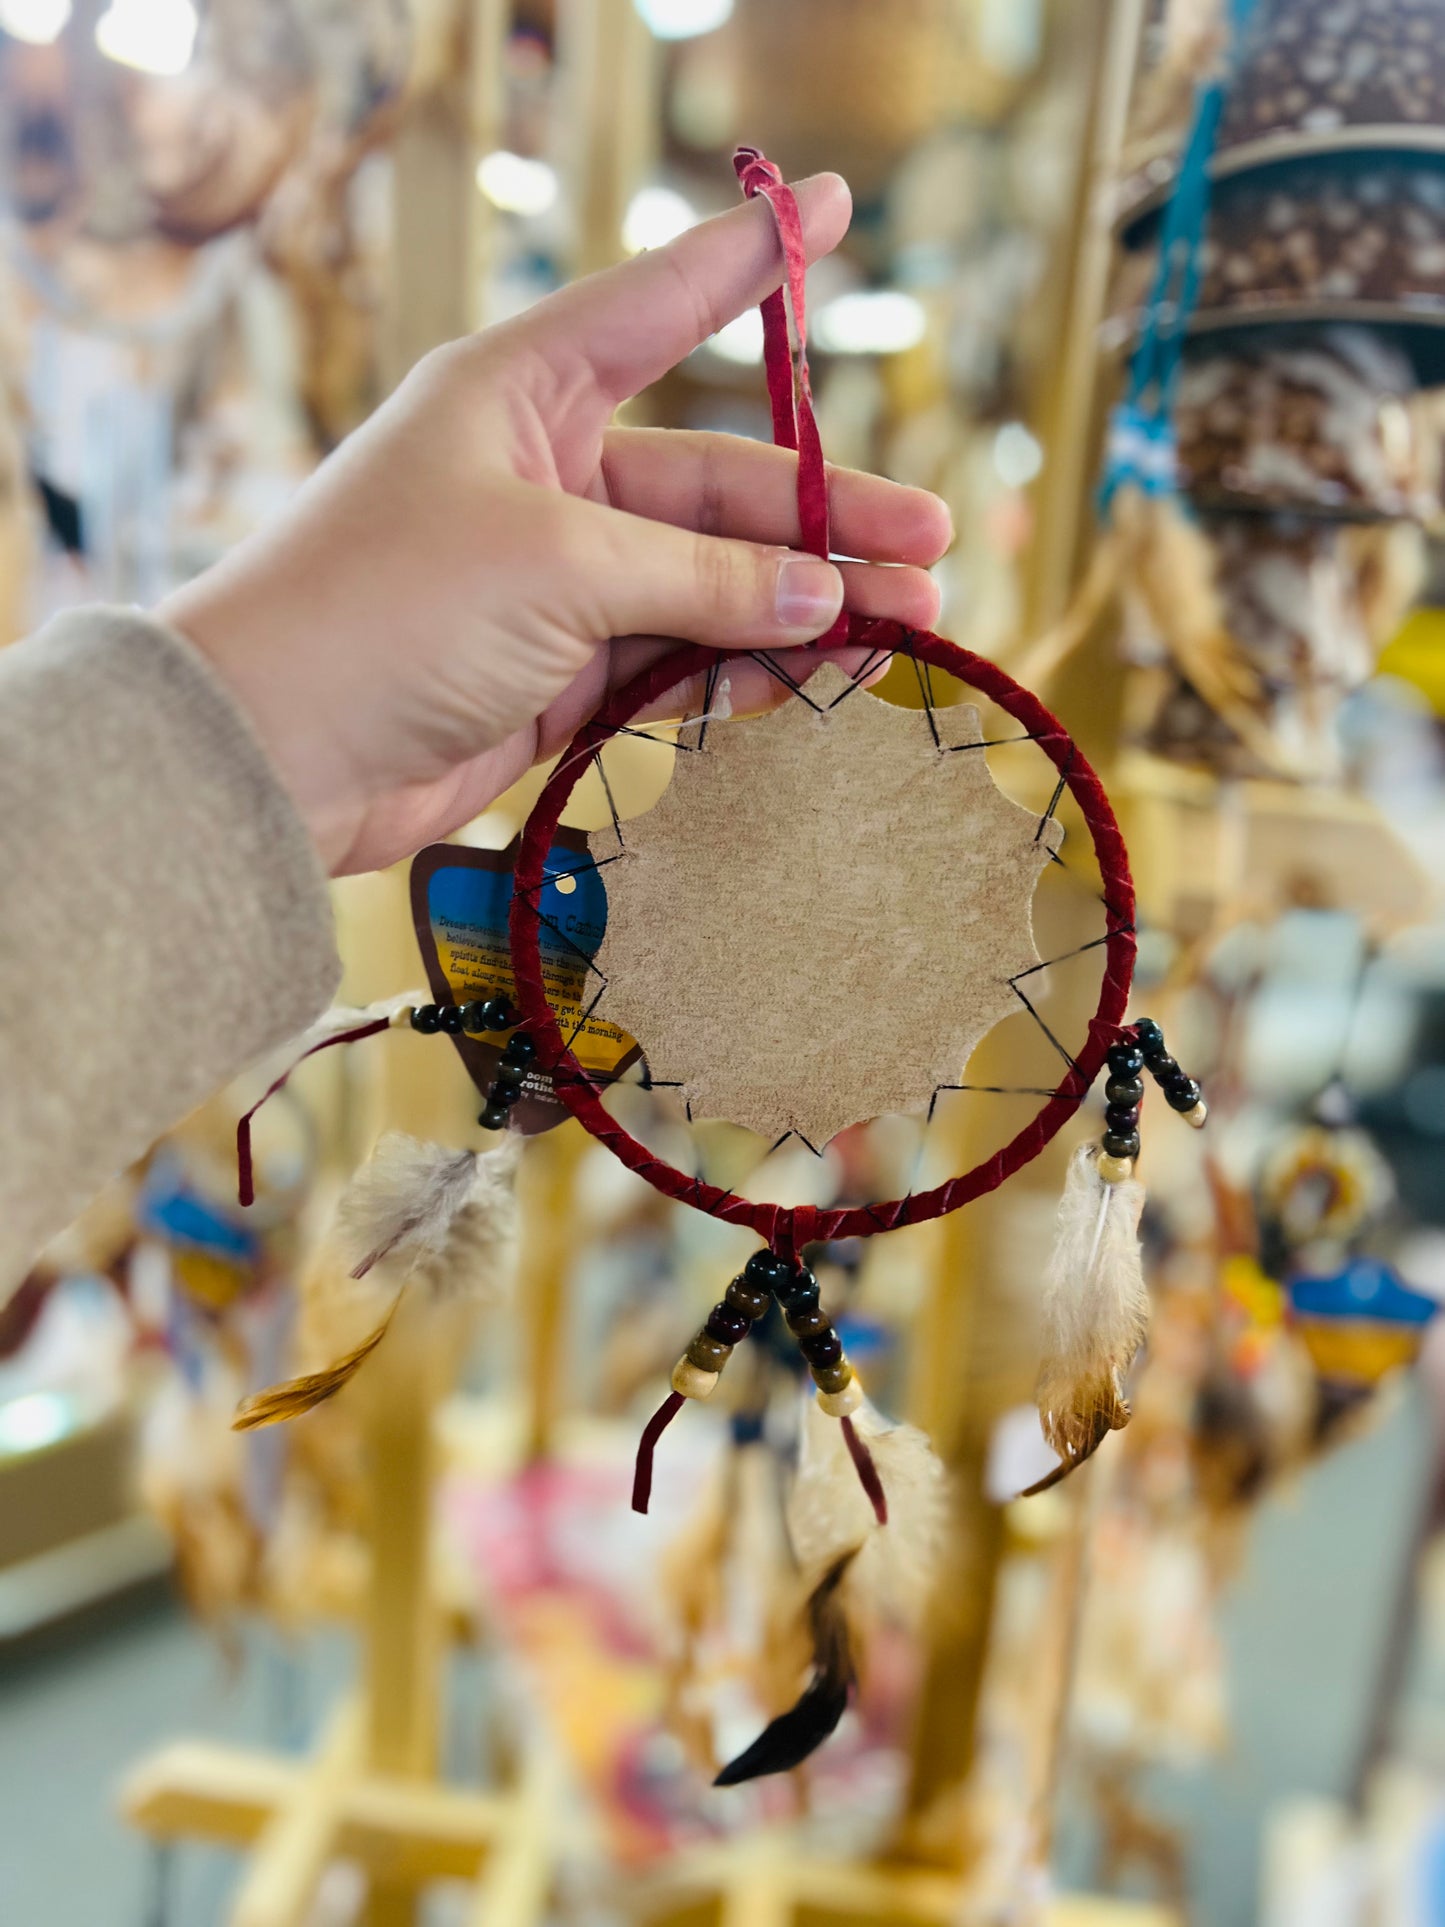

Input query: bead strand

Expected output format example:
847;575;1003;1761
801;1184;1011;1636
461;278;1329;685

1132;1017;1208;1129
404;994;540;1132
775;1257;861;1416
670;1247;779;1400
409;994;516;1037
1100;1038;1144;1179
479;1027;535;1131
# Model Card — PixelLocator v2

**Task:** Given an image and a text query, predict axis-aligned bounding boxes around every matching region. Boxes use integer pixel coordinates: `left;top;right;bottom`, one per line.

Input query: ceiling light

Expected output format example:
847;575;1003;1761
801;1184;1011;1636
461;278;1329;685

633;0;734;39
476;149;558;218
993;421;1044;489
0;1390;72;1457
0;0;71;44
812;290;927;357
622;184;699;255
95;0;197;77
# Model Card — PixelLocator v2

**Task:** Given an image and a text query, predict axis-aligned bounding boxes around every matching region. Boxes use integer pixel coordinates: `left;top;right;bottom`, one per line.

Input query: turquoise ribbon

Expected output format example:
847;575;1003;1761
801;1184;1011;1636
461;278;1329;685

1100;0;1258;512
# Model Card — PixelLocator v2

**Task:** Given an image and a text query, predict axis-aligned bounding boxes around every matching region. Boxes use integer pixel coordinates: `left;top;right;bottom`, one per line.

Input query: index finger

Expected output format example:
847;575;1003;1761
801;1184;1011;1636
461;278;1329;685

514;173;852;410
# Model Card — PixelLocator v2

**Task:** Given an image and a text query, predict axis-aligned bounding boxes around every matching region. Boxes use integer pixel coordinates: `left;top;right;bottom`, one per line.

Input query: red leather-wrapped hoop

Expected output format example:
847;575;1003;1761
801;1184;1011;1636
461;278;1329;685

509;615;1136;1256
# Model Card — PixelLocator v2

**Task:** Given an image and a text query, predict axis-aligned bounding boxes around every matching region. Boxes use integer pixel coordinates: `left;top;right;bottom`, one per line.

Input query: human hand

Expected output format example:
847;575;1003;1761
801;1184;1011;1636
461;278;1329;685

162;174;951;875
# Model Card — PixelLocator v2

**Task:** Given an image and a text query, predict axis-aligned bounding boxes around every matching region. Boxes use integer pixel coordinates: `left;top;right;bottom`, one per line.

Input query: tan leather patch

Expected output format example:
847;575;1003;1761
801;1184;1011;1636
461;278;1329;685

589;662;1062;1145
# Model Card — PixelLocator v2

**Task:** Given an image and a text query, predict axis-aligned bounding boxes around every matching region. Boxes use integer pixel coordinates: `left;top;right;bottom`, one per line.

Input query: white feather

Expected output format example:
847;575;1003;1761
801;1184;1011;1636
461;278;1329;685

1036;1141;1149;1463
333;1132;522;1297
296;990;429;1049
787;1395;949;1628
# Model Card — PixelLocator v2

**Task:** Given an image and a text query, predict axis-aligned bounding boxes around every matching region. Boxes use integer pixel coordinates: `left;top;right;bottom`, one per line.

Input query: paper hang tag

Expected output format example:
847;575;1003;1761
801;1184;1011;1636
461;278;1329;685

410;833;640;1135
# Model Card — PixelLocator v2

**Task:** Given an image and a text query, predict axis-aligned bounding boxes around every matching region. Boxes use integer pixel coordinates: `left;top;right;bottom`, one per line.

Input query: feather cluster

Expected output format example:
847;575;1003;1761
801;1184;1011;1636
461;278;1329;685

334;1131;522;1290
713;1552;857;1786
1032;1141;1149;1490
713;1395;949;1787
233;1134;522;1431
787;1396;949;1628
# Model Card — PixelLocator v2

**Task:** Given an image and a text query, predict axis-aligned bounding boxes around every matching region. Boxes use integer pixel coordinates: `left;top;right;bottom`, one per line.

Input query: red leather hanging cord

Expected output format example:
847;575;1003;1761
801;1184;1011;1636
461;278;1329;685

732;145;846;643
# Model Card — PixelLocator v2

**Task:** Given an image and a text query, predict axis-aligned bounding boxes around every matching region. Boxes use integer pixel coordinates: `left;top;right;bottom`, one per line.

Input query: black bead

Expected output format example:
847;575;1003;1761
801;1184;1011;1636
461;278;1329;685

411;1004;442;1034
1107;1043;1144;1078
1104;1103;1139;1135
490;1081;521;1110
460;1001;491;1033
707;1302;751;1344
745;1250;791;1290
440;1004;464;1032
474;997;512;1031
494;1062;526;1094
1164;1077;1202;1113
775;1268;821;1316
1133;1018;1166;1057
478;1102;510;1130
1147;1054;1179;1083
1105;1076;1144;1107
504;1032;537;1067
1102;1129;1141;1160
726;1275;772;1319
799;1328;844;1368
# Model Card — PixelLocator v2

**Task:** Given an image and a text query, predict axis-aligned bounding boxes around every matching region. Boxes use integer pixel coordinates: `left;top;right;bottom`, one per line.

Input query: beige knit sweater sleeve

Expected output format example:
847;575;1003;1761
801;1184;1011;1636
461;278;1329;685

0;606;342;1292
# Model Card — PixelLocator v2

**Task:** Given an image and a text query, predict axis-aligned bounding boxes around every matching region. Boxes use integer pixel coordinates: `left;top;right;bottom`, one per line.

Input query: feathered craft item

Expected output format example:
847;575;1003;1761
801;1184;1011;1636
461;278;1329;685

1029;1019;1208;1493
1031;1141;1150;1491
714;1393;949;1785
234;1131;521;1430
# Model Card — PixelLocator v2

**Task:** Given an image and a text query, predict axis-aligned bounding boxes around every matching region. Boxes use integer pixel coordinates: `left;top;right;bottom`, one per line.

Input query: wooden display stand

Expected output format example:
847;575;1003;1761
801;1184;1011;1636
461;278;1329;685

121;1285;557;1927
1117;749;1430;937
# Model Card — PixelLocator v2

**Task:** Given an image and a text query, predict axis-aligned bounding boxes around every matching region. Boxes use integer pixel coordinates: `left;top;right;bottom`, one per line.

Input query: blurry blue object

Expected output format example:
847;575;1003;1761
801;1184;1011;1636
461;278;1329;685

835;1312;891;1365
1288;1259;1436;1328
1416;1805;1445;1925
1098;0;1258;513
139;1156;259;1264
729;1409;766;1447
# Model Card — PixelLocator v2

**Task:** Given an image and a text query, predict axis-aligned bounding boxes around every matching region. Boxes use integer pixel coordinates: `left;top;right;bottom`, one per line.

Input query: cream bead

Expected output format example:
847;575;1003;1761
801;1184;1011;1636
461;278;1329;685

1096;1150;1135;1185
671;1357;719;1400
817;1378;864;1418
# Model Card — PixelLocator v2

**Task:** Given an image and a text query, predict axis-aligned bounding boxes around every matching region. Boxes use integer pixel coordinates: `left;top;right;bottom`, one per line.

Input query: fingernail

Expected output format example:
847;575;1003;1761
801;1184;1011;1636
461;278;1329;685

775;557;844;633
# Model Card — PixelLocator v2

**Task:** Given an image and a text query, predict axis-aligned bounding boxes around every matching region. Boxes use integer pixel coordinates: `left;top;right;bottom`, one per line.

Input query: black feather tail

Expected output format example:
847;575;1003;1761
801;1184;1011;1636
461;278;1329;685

713;1551;858;1786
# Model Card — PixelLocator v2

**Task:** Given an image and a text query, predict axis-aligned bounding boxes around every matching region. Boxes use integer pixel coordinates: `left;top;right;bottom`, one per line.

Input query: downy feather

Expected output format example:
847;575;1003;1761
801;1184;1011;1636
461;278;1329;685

333;1131;522;1292
1034;1140;1149;1483
787;1395;949;1628
714;1399;949;1785
233;1134;522;1430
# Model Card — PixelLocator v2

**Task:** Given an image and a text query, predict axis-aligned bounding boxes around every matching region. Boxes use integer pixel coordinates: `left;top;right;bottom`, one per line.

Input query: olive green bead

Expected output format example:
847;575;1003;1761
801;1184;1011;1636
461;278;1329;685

810;1358;854;1395
687;1331;733;1373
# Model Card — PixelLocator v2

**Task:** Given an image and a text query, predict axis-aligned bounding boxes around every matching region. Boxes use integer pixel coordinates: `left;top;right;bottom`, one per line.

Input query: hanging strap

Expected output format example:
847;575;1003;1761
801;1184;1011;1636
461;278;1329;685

733;146;846;643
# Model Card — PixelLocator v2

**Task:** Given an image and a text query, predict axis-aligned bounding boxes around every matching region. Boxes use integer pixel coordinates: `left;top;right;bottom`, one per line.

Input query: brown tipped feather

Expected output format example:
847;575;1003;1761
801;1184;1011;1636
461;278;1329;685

232;1304;397;1431
1022;1390;1128;1496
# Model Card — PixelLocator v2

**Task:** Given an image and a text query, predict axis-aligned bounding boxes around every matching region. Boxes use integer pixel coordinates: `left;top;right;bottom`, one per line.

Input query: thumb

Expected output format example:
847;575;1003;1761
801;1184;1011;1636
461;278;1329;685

561;495;844;649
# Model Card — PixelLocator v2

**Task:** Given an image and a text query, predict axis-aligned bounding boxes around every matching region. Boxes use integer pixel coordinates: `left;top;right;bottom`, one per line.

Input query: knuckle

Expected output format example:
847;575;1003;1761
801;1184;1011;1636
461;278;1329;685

692;535;757;619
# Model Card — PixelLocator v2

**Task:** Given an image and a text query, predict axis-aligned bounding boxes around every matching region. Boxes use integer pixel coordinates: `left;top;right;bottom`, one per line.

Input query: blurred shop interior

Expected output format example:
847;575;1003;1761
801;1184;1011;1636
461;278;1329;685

7;1;1445;1924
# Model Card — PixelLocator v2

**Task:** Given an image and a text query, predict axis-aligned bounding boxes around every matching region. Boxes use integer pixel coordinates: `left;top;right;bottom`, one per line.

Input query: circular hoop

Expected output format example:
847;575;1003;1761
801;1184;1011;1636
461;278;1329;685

509;618;1137;1253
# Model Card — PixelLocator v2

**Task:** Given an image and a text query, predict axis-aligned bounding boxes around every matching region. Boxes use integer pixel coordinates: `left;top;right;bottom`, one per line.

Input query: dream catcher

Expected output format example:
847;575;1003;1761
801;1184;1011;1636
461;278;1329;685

237;150;1211;1781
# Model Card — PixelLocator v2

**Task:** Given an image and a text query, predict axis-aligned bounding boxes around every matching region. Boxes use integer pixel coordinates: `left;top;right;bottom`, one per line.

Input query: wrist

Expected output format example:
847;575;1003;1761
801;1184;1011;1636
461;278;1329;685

159;578;365;876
